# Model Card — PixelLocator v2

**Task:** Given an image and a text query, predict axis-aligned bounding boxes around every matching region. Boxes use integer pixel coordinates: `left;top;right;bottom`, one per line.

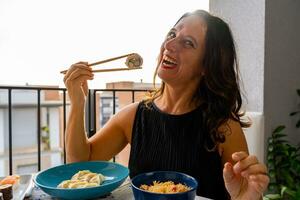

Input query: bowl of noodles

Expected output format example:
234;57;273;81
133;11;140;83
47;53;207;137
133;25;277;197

131;171;198;200
34;161;129;200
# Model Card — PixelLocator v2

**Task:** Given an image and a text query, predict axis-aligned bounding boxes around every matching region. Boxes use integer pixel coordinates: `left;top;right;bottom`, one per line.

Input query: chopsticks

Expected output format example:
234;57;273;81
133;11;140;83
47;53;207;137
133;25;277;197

91;67;142;73
60;53;142;74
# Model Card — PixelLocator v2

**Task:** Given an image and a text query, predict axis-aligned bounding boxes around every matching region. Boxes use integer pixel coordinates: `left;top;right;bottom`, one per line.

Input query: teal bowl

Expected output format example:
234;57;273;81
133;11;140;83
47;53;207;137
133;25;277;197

131;171;198;200
34;161;129;200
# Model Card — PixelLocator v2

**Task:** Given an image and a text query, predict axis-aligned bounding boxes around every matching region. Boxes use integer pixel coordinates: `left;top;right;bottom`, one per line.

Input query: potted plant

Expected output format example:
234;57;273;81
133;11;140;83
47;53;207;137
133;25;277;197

264;90;300;200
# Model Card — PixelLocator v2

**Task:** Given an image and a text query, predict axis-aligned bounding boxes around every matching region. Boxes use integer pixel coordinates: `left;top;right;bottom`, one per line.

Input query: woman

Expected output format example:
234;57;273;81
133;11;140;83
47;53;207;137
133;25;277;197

63;10;269;200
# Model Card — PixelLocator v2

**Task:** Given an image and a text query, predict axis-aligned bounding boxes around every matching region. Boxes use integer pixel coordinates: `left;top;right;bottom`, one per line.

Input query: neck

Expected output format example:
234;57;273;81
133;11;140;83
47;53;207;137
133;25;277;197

155;82;200;115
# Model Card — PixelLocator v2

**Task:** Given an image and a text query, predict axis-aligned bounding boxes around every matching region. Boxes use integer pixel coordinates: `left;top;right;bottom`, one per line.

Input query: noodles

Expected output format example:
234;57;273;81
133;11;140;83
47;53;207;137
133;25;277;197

57;170;105;189
140;181;191;194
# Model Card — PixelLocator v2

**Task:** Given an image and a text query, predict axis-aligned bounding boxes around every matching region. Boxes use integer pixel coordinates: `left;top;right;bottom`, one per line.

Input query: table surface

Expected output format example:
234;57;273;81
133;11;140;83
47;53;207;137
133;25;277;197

25;180;212;200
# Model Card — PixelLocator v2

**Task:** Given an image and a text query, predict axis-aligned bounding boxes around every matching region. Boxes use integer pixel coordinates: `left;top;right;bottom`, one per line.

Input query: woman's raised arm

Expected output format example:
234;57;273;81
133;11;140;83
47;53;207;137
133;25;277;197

63;62;138;162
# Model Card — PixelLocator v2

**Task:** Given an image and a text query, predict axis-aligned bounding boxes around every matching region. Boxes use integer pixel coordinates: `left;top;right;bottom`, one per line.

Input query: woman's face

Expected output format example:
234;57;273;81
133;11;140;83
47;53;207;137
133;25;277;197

157;15;207;86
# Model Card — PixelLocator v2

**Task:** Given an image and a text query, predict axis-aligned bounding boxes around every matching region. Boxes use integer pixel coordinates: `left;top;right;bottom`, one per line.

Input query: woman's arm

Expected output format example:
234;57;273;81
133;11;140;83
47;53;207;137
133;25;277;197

88;102;139;161
219;120;269;200
64;61;138;163
66;100;138;163
65;98;90;162
218;119;249;164
64;62;93;163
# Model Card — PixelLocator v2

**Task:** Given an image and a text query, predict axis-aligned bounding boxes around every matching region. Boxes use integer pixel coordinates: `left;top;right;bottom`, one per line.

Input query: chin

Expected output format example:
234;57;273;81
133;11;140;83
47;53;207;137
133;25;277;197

157;69;168;82
157;73;173;85
157;66;179;83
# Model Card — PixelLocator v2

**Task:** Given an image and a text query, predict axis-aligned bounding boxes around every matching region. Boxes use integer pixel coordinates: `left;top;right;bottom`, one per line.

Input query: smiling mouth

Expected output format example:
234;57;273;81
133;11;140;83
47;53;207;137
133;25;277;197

162;55;178;67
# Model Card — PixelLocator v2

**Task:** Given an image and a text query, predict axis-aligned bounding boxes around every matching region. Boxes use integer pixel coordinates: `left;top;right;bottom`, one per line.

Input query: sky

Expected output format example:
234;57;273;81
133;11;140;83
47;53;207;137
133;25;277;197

0;0;208;89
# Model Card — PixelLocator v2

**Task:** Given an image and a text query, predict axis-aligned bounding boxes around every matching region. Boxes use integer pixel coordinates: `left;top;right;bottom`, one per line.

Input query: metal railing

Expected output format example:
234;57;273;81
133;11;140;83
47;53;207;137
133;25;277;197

0;86;149;175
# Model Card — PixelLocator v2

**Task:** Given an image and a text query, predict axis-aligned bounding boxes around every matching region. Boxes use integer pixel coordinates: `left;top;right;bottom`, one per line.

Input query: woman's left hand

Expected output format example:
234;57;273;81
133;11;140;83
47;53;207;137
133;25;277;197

223;151;269;200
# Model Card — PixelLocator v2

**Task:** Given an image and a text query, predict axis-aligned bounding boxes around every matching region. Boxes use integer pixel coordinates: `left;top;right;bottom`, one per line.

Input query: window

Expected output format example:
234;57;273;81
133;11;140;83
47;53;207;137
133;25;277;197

100;96;119;127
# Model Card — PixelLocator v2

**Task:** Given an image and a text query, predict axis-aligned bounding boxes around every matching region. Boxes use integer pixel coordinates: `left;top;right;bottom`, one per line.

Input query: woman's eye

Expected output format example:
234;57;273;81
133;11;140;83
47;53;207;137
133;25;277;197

184;40;194;48
167;31;176;39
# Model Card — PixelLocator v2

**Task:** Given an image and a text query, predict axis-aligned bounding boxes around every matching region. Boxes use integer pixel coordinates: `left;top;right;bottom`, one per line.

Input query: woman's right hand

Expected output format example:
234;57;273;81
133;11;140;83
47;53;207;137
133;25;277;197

63;62;94;106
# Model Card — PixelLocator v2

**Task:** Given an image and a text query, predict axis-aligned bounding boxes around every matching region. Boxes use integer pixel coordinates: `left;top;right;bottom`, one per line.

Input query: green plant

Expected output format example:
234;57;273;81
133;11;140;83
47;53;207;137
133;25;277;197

264;90;300;200
41;125;50;150
264;126;300;199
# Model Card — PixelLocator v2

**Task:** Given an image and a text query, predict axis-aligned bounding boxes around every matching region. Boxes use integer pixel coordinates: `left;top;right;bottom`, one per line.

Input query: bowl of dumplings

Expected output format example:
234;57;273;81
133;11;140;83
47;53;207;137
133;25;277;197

34;161;129;200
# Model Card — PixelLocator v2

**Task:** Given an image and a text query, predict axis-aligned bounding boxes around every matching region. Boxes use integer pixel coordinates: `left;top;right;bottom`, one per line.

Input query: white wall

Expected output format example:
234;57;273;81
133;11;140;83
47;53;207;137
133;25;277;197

210;0;300;159
49;107;60;150
10;108;37;149
264;0;300;145
209;0;265;112
243;112;264;162
210;0;266;161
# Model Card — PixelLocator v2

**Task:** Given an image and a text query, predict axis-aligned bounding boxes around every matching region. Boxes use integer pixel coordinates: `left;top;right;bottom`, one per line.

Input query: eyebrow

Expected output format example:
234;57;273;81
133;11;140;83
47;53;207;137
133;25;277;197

169;28;177;33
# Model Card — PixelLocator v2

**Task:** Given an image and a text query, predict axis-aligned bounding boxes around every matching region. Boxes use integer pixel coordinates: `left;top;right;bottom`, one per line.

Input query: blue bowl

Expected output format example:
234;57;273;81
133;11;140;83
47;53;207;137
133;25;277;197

131;171;198;200
34;161;129;200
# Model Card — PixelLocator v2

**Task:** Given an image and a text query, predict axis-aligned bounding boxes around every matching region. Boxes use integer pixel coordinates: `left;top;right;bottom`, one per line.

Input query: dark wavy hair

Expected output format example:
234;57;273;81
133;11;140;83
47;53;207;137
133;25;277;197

145;10;250;148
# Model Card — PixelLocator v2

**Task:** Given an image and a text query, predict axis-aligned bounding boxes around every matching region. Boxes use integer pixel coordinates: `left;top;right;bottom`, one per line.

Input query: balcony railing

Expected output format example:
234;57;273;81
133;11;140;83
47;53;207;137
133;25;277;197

0;85;149;175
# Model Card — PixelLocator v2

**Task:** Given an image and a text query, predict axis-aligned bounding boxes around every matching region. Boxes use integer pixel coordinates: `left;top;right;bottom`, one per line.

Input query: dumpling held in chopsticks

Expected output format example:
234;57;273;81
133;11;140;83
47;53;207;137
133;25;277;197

125;53;143;68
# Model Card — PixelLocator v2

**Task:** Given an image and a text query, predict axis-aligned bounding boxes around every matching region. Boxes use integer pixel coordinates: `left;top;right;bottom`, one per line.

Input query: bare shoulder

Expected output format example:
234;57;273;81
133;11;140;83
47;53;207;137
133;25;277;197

114;102;140;122
218;119;249;164
113;102;140;142
219;119;244;137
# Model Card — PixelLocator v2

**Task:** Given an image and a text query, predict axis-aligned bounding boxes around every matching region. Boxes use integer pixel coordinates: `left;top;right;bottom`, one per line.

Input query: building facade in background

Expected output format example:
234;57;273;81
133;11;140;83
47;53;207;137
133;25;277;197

0;87;65;176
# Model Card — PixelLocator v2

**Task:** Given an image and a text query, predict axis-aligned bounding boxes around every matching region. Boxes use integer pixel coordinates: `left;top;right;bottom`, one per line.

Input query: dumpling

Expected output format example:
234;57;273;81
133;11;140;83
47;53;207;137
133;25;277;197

57;170;105;189
125;53;143;68
89;173;105;185
71;170;90;181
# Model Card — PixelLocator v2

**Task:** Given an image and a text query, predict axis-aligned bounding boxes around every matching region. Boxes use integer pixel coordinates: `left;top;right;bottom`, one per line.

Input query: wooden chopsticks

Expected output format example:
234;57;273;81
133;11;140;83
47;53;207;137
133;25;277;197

60;53;142;74
91;67;142;73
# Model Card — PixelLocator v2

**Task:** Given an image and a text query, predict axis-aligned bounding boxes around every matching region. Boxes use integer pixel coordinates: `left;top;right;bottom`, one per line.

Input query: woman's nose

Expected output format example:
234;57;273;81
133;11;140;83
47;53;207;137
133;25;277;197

164;37;179;52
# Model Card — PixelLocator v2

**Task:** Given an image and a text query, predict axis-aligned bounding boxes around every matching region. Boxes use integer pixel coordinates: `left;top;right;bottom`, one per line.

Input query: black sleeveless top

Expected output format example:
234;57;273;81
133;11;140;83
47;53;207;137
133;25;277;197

128;101;229;200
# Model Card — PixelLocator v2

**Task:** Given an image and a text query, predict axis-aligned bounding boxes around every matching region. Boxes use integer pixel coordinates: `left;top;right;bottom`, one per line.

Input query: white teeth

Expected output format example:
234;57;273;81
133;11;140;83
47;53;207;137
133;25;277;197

163;55;177;65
